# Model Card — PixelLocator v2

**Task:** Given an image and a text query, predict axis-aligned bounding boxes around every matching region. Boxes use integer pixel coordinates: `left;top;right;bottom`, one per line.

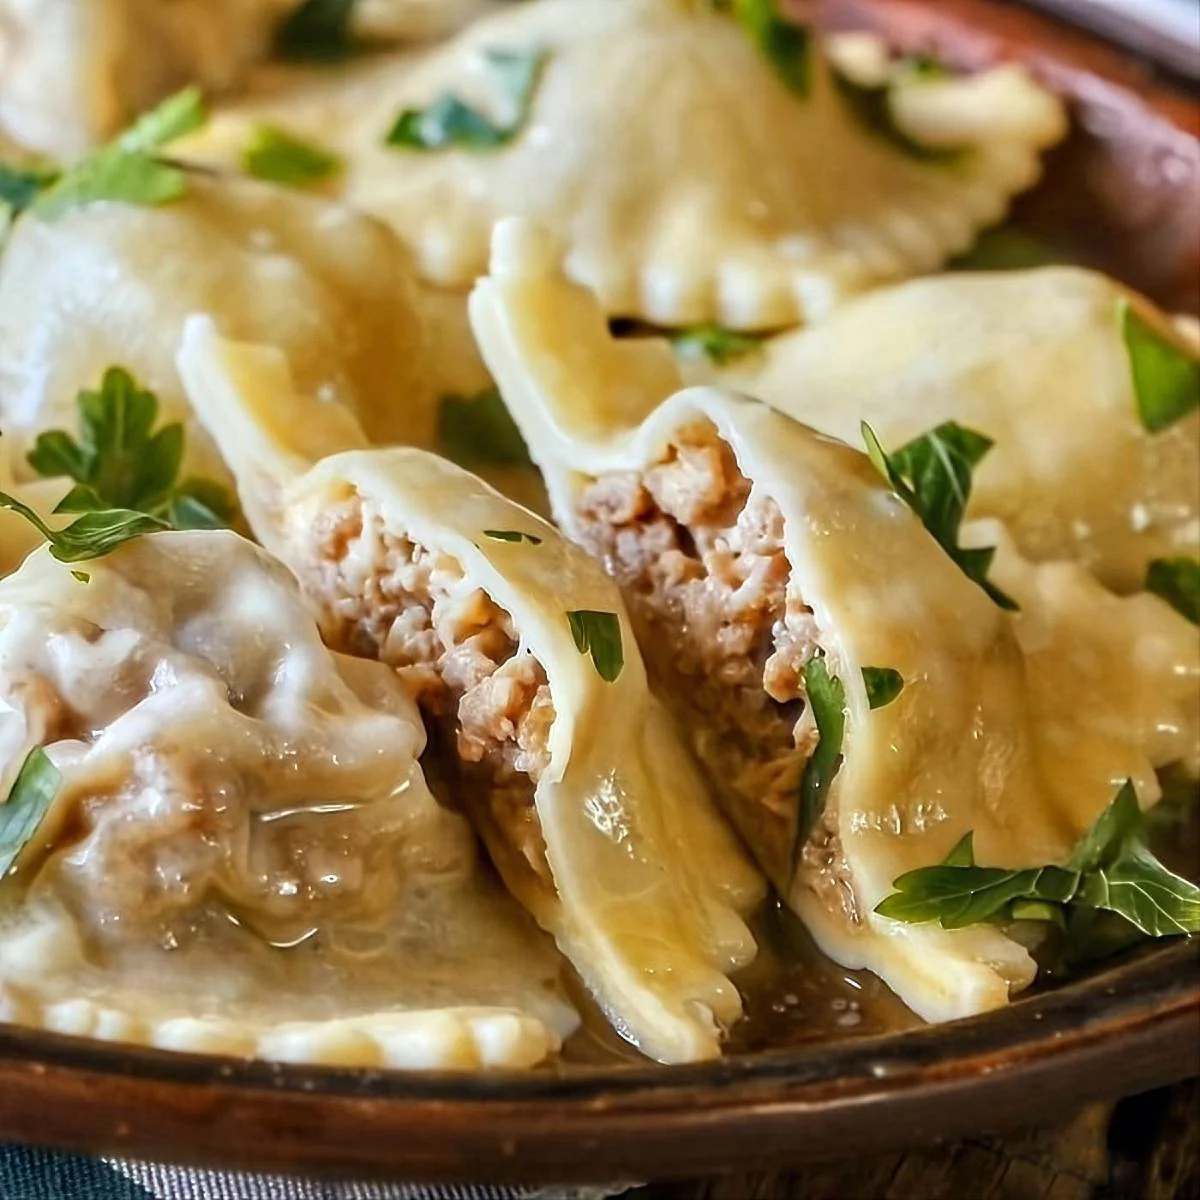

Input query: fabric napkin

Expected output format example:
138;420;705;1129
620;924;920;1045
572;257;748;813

1;1143;633;1200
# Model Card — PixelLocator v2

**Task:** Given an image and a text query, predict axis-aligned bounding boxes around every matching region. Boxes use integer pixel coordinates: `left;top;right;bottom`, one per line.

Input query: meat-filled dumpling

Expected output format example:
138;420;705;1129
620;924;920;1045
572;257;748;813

178;0;1065;330
0;0;291;155
466;221;1199;1021
177;318;763;1063
0;529;576;1068
699;269;1200;590
0;174;485;491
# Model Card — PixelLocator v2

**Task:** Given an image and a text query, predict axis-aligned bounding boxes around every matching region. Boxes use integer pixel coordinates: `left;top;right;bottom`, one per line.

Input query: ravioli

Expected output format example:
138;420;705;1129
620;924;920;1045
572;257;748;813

702;268;1200;590
179;0;1065;330
0;173;486;493
178;318;764;1063
0;530;576;1068
466;221;1197;1022
0;0;291;155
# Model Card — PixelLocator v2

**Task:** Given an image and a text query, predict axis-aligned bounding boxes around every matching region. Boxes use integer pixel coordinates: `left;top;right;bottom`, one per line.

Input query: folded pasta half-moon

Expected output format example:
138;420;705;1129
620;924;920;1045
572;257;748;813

0;174;487;494
0;0;291;155
179;0;1065;330
467;221;1197;1022
701;268;1200;590
178;318;763;1064
0;530;576;1069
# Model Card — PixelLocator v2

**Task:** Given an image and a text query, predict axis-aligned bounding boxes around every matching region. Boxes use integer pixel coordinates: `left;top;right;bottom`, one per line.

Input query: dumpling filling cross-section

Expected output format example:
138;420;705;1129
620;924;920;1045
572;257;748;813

0;531;577;1069
178;319;764;1064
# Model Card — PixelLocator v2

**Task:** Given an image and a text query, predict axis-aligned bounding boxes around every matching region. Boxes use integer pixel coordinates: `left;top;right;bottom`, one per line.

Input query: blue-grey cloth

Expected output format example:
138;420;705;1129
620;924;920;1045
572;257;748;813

1;1144;630;1200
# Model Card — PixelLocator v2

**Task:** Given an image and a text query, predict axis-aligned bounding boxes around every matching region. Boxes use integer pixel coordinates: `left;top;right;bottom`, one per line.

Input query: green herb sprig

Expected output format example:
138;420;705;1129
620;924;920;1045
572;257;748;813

483;529;544;545
876;781;1200;946
567;610;624;683
862;420;1017;611
244;125;341;187
1119;298;1200;434
710;0;810;96
1145;557;1200;626
436;388;532;467
795;656;846;855
0;366;237;564
386;49;547;152
0;748;61;878
670;324;765;366
14;88;209;221
862;666;904;710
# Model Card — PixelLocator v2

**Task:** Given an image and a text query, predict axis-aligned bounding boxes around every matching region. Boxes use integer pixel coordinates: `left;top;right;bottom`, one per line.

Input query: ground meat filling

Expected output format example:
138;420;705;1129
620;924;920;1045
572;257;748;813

304;493;556;891
576;429;827;892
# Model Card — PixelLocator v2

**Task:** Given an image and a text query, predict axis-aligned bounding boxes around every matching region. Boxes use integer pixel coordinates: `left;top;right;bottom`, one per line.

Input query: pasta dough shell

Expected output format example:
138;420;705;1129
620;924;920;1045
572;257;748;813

183;0;1066;329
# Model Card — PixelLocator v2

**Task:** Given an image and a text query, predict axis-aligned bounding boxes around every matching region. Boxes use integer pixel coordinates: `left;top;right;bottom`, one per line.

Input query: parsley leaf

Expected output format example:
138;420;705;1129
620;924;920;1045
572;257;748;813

670;324;765;366
795;656;847;853
25;366;237;536
723;0;811;96
1145;557;1199;626
1119;298;1200;433
876;780;1200;945
244;125;341;186
0;748;61;878
436;388;532;467
862;420;1017;611
566;610;624;683
0;162;57;217
275;0;359;61
30;87;207;220
386;49;546;152
862;666;904;710
0;490;168;564
483;529;544;545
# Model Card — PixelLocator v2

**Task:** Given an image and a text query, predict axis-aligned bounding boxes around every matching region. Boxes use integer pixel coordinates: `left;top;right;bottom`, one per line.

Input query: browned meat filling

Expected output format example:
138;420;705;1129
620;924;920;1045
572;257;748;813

576;427;824;893
300;491;556;894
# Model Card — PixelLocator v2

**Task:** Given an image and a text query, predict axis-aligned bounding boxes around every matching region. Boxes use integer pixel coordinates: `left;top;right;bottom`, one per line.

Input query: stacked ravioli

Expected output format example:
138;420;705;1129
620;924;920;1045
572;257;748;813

0;0;1195;1070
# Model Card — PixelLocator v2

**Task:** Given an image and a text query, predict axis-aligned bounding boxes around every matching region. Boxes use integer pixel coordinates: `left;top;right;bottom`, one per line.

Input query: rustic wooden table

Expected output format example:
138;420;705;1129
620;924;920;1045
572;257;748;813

626;1079;1199;1199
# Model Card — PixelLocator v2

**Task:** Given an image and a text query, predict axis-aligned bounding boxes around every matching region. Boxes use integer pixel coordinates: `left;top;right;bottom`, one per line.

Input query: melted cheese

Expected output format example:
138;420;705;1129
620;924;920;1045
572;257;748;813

177;0;1065;329
0;531;575;1068
177;319;765;1063
703;268;1199;590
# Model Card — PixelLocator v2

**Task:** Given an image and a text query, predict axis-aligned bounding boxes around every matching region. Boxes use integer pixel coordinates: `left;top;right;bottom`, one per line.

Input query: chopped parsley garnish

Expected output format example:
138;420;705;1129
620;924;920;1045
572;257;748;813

862;420;1017;611
28;87;208;220
26;367;236;530
483;529;544;545
0;162;56;218
436;388;532;467
795;656;846;855
830;68;962;163
0;748;61;878
566;610;624;683
670;324;765;366
0;490;169;564
719;0;811;96
1119;298;1200;434
386;49;547;152
275;0;359;61
1145;557;1200;626
862;666;904;710
243;125;341;187
876;780;1200;945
